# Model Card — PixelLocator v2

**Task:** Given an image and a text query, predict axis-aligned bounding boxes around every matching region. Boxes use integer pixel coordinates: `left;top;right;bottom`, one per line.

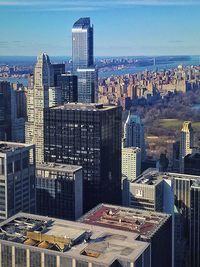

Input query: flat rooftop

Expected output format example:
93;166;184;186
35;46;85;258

79;204;171;239
51;102;117;111
132;168;164;185
131;168;200;184
36;162;82;173
0;213;149;265
0;142;33;154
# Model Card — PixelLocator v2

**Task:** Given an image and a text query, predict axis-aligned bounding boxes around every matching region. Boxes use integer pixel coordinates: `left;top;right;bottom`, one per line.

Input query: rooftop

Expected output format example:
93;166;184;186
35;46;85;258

36;162;82;174
0;213;149;264
51;102;117;111
79;204;171;239
131;168;200;184
73;17;91;29
0;142;34;154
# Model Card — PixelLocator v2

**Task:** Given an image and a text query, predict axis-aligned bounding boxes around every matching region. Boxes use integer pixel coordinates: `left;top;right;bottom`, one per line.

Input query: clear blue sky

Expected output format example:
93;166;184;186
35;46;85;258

0;0;200;57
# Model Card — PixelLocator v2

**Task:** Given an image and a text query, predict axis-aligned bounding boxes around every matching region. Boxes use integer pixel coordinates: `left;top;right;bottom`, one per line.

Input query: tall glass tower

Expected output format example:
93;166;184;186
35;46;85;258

72;17;94;71
72;18;97;103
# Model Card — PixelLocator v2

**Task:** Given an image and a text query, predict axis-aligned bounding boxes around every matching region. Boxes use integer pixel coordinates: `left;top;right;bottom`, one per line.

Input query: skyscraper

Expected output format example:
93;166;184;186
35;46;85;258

72;18;97;103
180;121;193;172
57;73;78;103
77;68;97;103
124;112;146;161
190;179;200;267
0;142;36;220
36;162;83;221
0;81;12;141
72;17;94;71
44;103;122;212
25;53;54;163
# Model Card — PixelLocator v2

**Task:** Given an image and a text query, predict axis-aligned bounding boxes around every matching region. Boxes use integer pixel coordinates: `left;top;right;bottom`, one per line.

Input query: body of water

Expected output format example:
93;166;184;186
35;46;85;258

98;56;200;78
0;56;200;85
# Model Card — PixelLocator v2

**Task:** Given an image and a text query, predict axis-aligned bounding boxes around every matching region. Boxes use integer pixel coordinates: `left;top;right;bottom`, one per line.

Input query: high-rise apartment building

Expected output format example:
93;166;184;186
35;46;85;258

180;121;193;173
72;17;94;71
36;162;83;220
25;53;54;163
122;147;141;181
0;212;150;267
44;103;122;212
124;113;146;161
0;142;36;220
190;180;200;267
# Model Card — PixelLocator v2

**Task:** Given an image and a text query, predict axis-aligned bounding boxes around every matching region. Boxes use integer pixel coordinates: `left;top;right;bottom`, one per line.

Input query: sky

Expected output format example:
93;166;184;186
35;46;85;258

0;0;200;57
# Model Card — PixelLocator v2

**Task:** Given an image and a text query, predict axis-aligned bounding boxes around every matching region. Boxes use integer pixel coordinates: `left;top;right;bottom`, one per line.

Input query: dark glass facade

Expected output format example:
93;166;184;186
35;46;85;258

190;183;200;267
36;167;82;220
44;104;122;211
0;82;11;141
184;153;200;176
52;64;65;86
57;74;78;103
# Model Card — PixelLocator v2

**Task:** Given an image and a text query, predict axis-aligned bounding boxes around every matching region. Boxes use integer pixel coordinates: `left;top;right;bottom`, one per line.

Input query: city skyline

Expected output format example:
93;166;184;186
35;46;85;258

0;0;200;56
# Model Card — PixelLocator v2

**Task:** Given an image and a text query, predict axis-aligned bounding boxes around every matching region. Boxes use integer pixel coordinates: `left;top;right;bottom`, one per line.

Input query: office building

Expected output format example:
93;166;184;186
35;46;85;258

123;169;174;213
52;63;65;86
77;68;97;103
190;180;200;267
0;81;12;141
0;142;36;220
180;121;193;173
0;88;5;140
11;83;27;119
36;162;83;220
0;212;150;267
124;113;146;161
122;147;141;181
184;153;200;176
72;17;94;71
44;103;122;212
123;169;200;267
72;18;97;103
57;73;78;103
25;53;54;163
80;204;172;267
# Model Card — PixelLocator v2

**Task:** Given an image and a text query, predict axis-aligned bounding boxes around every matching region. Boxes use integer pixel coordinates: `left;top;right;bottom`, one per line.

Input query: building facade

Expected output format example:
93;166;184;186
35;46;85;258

180;121;193;173
190;180;200;267
77;68;97;103
72;17;94;71
36;162;83;220
0;142;36;220
124;113;146;161
25;53;54;163
44;103;122;212
122;147;141;181
57;74;78;103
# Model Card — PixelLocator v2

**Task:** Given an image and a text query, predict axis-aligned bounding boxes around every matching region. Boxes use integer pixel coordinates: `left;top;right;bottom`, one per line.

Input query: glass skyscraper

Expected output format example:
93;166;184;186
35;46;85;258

72;18;97;103
72;17;94;71
44;103;122;212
